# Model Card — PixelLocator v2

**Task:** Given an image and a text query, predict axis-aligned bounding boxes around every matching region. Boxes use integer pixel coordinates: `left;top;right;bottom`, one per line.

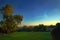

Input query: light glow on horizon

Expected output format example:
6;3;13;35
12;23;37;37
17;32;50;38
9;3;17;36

22;20;60;26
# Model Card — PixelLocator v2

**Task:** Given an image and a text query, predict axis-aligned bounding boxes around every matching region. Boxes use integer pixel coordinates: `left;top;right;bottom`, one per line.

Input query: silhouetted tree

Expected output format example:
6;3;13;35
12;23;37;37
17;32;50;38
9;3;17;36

51;23;60;40
0;4;23;34
33;26;39;32
23;25;27;31
38;24;46;32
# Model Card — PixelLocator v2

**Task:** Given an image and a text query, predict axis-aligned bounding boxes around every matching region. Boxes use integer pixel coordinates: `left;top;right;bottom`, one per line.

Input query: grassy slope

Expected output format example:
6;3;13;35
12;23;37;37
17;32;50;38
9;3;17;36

0;32;52;40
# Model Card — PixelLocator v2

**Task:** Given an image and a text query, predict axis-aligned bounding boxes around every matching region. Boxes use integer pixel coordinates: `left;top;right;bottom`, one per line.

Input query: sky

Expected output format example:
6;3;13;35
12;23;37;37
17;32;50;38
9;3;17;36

0;0;60;26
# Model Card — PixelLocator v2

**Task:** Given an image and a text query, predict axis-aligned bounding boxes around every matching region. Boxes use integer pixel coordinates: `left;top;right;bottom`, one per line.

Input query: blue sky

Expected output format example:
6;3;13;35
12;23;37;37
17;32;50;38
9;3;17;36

0;0;60;26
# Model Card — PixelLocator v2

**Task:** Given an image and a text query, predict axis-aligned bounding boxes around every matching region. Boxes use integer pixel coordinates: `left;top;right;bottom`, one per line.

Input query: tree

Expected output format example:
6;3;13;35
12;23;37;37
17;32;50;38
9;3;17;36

23;25;27;31
38;24;46;32
0;4;23;34
33;26;39;32
13;15;23;24
51;23;60;40
1;4;13;19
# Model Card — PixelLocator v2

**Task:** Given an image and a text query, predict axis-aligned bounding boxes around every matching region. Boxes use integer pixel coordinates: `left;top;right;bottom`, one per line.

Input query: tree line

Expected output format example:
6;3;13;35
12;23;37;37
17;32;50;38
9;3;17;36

17;23;58;32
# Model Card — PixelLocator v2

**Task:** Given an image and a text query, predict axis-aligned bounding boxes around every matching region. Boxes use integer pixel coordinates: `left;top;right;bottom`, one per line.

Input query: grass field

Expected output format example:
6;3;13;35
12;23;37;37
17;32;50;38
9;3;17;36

0;32;52;40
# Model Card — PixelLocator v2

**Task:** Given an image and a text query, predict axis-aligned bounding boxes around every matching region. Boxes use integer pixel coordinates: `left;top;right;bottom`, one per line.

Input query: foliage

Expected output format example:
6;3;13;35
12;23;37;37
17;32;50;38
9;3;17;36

17;24;56;32
0;4;23;34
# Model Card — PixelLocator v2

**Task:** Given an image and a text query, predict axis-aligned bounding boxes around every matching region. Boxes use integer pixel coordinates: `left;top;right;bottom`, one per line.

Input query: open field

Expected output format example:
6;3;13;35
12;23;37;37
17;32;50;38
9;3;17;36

0;32;52;40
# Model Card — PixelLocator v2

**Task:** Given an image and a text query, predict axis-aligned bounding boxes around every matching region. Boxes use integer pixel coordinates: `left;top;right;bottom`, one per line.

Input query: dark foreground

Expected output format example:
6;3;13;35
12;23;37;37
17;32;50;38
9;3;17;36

0;32;52;40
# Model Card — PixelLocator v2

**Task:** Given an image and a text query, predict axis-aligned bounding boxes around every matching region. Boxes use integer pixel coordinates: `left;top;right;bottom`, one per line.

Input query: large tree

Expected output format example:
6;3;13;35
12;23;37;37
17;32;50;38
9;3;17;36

0;4;23;34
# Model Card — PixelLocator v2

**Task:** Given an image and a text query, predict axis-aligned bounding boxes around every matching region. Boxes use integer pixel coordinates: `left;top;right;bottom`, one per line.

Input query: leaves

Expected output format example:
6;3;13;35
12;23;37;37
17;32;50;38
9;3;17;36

2;4;13;18
0;4;23;34
13;15;23;23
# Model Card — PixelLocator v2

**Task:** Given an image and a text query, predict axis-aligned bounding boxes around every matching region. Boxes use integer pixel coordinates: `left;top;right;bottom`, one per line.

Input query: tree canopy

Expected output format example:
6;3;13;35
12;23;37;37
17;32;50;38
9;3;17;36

0;4;23;34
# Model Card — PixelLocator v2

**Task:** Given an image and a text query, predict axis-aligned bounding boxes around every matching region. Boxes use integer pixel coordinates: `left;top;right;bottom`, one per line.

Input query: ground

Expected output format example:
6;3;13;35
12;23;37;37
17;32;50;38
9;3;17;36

0;32;52;40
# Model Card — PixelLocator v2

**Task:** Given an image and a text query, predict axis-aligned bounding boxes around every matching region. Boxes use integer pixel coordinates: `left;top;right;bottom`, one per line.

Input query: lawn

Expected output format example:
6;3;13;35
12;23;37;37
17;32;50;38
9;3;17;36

0;32;52;40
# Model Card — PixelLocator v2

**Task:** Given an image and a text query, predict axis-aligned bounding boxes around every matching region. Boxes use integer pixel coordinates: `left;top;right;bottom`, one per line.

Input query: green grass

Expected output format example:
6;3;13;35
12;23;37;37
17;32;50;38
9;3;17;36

0;32;52;40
